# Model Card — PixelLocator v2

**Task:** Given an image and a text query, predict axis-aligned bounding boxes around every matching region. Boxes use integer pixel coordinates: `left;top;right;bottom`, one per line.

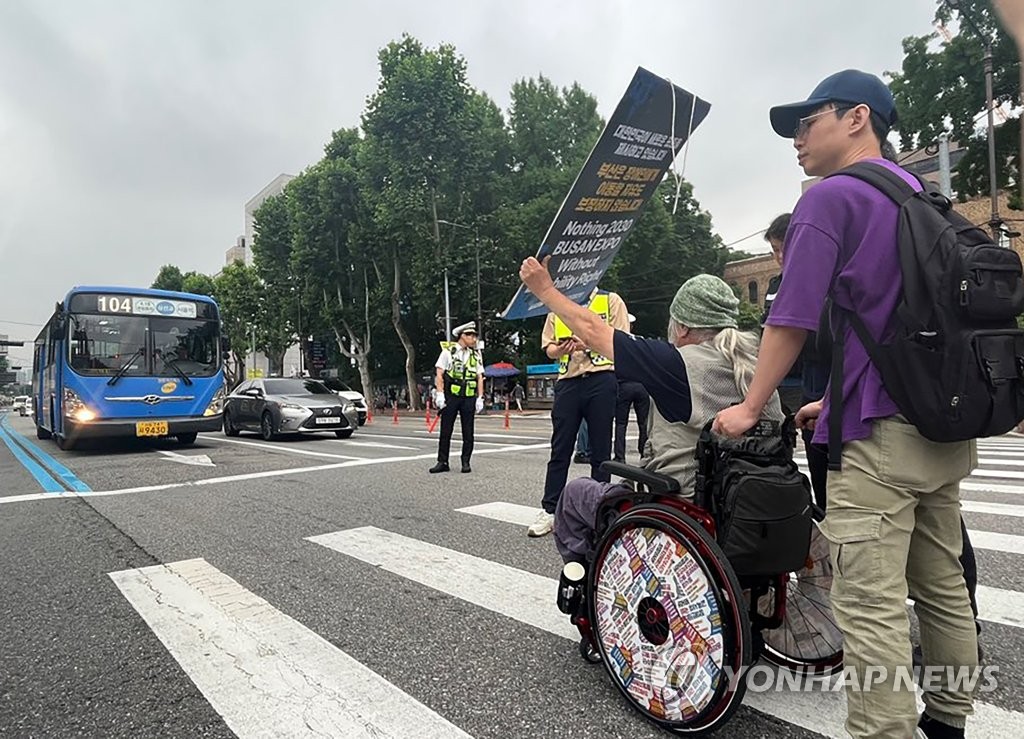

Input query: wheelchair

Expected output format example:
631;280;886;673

558;423;844;735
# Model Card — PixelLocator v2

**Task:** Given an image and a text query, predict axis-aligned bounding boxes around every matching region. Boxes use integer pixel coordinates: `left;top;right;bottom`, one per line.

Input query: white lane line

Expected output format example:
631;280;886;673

975;585;1024;628
109;559;471;738
456;502;537;527
962;501;1024;518
308;527;1021;739
306;527;578;642
351;431;536;447
795;462;1024;491
333;440;419;450
970;530;1024;555
205;435;364;460
412;430;547;441
0;443;553;505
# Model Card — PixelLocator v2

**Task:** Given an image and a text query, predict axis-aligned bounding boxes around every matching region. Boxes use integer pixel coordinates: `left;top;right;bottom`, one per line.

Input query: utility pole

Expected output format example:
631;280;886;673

946;0;1002;240
475;225;483;349
438;219;483;344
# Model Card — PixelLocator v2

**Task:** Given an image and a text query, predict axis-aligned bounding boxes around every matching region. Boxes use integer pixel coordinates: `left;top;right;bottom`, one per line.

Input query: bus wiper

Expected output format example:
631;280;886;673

107;348;145;386
161;356;194;386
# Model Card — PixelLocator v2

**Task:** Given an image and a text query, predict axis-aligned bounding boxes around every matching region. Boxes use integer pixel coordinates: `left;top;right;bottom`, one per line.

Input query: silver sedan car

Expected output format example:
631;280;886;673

223;378;358;440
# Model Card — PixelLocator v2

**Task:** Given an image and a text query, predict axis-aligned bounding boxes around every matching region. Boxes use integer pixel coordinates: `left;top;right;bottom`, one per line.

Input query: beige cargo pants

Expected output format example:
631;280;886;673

820;415;979;738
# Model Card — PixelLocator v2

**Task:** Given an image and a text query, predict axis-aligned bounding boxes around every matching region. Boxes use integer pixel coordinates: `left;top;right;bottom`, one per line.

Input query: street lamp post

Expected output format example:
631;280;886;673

946;0;1002;240
437;219;483;347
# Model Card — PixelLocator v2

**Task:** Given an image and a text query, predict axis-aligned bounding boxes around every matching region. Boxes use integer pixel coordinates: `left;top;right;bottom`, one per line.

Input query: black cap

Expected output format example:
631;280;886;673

769;69;898;138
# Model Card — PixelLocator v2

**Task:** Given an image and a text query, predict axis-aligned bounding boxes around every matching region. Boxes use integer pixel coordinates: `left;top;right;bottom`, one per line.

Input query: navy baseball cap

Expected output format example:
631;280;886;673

769;69;898;138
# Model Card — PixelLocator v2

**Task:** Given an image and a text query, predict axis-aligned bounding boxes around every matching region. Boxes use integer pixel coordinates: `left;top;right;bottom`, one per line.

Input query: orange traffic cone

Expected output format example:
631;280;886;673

392;402;399;425
504;397;511;430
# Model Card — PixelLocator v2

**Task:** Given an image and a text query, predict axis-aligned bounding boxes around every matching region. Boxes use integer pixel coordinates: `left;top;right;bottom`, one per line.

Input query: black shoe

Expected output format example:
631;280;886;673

573;453;591;465
918;713;965;739
429;462;450;473
461;463;471;473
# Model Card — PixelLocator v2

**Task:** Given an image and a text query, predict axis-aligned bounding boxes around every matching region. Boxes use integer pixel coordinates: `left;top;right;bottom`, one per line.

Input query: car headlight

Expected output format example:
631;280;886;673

342;402;355;414
204;386;226;416
280;402;305;412
64;389;97;422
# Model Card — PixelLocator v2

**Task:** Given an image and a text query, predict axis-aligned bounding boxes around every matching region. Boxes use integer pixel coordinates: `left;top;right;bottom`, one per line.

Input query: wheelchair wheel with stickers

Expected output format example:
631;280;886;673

759;524;844;675
588;503;752;736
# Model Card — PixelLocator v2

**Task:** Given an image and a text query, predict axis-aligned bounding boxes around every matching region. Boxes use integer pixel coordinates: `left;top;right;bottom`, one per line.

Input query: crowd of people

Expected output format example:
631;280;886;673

420;67;997;739
517;69;983;739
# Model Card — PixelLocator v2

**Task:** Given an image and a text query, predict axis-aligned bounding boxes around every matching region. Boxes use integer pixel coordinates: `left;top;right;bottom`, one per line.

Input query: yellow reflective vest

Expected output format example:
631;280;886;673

445;347;481;397
553;292;612;375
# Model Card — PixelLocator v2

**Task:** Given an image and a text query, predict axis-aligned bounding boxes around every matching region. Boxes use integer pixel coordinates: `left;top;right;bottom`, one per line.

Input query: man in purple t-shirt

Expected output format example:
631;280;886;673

714;70;978;739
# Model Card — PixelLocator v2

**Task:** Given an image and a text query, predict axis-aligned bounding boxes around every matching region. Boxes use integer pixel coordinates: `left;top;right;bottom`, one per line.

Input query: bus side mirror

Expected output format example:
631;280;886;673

220;337;231;355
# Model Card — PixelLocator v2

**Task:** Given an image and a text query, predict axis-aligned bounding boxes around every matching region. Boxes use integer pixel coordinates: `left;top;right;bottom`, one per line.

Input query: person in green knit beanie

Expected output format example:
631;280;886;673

516;256;785;565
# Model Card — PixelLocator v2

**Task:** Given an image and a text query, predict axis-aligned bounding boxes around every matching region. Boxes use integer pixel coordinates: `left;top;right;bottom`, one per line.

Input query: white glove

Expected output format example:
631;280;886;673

475;397;484;413
434;390;446;410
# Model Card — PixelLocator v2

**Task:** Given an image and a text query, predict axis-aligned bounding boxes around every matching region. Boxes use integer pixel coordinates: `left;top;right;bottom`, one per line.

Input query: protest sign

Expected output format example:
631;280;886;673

501;67;710;320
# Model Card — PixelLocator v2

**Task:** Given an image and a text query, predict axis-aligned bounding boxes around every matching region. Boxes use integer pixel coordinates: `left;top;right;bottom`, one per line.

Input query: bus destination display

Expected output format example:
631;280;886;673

95;295;198;319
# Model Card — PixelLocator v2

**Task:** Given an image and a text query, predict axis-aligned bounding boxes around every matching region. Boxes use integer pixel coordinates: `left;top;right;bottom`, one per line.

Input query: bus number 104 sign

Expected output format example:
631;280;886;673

97;295;197;319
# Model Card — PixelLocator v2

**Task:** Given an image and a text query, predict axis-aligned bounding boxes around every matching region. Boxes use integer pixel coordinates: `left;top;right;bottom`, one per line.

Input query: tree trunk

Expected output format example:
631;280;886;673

390;247;420;410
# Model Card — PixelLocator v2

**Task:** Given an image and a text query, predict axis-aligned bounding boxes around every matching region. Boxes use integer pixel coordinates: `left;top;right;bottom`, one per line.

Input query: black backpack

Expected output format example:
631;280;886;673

695;418;814;578
825;162;1024;469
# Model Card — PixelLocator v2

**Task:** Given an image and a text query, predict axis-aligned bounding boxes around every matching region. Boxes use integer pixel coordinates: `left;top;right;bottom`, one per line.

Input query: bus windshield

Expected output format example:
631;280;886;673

151;317;219;377
69;314;148;376
68;313;219;377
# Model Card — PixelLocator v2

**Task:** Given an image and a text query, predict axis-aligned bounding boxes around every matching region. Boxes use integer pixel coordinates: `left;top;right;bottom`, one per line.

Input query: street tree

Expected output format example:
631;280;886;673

251;194;298;374
214;262;262;386
360;36;509;408
889;0;1021;209
287;128;379;397
151;265;185;292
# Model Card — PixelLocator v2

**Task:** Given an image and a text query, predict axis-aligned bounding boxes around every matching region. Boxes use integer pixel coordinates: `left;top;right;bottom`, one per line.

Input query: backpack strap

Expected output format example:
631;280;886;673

828;306;845;471
828;161;923;204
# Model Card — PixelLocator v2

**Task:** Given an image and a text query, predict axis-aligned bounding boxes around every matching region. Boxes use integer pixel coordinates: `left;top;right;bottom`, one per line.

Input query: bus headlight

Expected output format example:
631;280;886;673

204;386;225;417
63;389;97;422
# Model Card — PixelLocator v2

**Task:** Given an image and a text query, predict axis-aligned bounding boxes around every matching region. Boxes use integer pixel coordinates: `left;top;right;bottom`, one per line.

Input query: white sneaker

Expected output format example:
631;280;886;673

527;510;555;537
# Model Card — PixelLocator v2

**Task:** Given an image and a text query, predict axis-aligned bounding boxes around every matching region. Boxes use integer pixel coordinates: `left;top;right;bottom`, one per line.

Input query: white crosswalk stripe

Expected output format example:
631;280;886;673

309;524;1024;738
109;558;472;739
105;433;1024;738
455;502;1024;628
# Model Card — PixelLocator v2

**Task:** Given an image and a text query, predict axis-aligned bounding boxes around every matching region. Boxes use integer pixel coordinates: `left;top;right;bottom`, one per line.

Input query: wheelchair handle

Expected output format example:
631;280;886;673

600;461;681;494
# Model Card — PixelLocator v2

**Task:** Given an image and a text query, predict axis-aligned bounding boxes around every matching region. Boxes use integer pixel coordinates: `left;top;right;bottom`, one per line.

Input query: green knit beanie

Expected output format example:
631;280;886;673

669;274;739;329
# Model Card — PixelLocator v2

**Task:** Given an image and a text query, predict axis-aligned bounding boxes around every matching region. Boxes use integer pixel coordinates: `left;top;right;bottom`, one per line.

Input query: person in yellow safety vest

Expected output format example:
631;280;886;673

527;287;631;537
430;321;485;474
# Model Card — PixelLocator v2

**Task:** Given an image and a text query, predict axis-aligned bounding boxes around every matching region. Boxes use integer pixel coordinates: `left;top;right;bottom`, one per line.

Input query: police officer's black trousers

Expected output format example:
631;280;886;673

436;394;475;465
542;372;616;514
614;380;650;462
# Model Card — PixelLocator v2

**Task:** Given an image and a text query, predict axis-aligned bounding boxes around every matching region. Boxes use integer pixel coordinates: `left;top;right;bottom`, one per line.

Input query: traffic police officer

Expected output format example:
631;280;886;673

430;321;484;474
527;288;631;536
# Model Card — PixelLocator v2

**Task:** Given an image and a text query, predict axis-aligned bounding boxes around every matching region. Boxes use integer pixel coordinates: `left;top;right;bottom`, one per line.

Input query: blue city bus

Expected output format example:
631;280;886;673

32;286;226;450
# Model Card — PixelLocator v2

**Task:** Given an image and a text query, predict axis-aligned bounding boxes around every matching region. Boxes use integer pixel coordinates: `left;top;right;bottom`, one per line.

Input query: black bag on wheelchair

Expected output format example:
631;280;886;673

695;417;813;578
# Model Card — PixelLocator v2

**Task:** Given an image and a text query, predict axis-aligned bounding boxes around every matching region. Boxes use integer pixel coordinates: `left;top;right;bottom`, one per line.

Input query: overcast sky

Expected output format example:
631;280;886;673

0;0;942;365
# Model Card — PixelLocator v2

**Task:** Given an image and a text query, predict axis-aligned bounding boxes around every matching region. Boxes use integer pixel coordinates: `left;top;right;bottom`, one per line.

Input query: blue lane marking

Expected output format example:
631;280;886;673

0;416;64;493
0;415;92;493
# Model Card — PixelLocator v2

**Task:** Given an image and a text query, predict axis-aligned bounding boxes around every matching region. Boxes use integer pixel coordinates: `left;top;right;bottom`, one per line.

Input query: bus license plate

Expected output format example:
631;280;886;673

315;417;341;425
136;421;169;437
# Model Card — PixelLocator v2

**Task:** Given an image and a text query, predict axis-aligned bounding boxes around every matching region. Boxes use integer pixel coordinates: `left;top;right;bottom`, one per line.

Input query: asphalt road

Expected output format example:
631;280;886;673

1;409;1023;738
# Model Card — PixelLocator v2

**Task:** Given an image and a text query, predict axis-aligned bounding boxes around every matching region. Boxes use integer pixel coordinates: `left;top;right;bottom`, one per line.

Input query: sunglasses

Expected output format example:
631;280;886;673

794;105;854;138
462;331;478;337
